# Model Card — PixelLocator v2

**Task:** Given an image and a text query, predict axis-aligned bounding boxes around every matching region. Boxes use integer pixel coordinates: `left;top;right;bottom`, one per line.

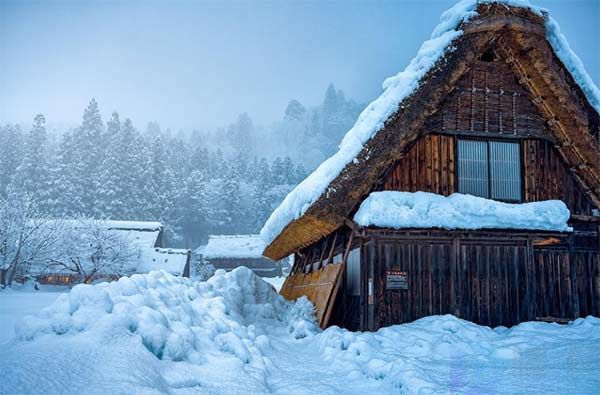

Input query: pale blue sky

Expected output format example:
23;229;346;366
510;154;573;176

1;0;599;130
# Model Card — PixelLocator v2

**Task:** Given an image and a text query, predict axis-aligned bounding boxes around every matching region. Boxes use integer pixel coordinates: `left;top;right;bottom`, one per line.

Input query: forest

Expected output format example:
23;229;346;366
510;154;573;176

0;83;363;248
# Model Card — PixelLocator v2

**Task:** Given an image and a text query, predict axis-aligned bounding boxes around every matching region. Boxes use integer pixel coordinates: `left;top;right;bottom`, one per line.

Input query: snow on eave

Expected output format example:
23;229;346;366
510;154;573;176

259;0;600;251
354;191;572;233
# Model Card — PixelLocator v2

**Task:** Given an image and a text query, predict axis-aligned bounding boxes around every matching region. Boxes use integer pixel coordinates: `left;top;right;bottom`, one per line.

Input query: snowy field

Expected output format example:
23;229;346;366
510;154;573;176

0;288;63;344
0;268;599;395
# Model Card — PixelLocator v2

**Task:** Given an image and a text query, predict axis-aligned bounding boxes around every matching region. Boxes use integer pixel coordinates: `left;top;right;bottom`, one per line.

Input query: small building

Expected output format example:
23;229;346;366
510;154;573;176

34;220;190;285
261;2;600;331
201;235;285;278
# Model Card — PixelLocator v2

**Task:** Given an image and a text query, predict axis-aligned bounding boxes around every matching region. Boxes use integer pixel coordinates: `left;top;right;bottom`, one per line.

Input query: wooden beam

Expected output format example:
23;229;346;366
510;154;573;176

571;214;600;223
326;233;338;265
321;232;355;328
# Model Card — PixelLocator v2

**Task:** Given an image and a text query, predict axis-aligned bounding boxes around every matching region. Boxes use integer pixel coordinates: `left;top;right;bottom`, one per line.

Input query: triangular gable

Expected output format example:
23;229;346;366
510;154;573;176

262;1;600;260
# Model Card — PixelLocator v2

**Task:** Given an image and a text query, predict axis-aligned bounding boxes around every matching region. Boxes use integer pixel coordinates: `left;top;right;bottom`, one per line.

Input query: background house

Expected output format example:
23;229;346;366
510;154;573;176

200;235;287;278
33;220;191;285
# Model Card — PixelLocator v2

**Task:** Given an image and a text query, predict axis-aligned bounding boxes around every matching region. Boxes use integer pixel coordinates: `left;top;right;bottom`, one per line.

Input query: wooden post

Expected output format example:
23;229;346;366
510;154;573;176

325;233;338;266
526;237;536;321
367;237;378;331
569;234;580;318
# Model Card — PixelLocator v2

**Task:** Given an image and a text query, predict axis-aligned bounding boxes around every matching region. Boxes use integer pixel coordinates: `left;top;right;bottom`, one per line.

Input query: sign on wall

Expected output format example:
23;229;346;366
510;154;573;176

386;270;408;290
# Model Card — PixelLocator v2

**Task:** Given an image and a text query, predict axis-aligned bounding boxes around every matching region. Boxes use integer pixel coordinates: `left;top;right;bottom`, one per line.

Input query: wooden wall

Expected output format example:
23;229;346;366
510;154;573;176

523;139;596;216
383;134;455;194
362;231;600;330
382;134;596;216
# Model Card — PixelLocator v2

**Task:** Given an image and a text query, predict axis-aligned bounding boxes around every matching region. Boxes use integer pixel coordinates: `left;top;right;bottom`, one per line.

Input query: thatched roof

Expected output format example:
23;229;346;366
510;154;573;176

262;1;600;261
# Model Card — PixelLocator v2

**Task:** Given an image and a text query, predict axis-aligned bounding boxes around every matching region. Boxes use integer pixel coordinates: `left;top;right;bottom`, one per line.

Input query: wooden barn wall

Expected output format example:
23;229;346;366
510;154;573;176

366;234;600;330
383;134;455;195
522;139;596;215
383;134;595;216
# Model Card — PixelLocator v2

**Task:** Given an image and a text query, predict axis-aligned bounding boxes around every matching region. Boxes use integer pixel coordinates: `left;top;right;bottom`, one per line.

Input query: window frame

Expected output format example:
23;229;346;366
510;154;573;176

455;137;523;203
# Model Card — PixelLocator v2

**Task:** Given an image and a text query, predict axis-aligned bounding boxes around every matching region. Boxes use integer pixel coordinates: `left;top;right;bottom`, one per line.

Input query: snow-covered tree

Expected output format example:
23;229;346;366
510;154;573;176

46;218;138;284
0;124;24;197
11;114;48;201
0;193;62;287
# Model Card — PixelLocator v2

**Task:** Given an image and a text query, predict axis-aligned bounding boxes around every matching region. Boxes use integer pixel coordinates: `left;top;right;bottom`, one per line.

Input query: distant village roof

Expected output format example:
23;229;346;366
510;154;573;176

59;219;163;249
202;235;267;259
261;0;600;260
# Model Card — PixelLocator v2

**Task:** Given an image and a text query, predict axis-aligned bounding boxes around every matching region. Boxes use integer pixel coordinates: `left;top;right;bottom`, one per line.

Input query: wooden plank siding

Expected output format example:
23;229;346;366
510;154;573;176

522;139;595;215
382;135;595;216
366;232;600;330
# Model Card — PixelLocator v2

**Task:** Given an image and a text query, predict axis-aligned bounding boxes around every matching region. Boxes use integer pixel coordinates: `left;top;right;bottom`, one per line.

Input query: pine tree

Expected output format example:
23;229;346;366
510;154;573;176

220;165;243;234
11;114;49;207
271;157;285;185
281;156;295;184
54;130;85;216
70;99;104;215
284;100;307;122
148;134;174;220
250;158;274;231
95;112;123;218
0;124;24;197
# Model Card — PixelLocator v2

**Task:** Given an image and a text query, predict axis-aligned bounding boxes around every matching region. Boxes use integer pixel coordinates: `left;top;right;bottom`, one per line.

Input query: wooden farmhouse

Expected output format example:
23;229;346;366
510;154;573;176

261;2;600;331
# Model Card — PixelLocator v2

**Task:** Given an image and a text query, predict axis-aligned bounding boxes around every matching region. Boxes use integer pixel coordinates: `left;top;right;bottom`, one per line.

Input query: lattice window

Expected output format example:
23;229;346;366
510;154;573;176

490;141;521;201
458;139;489;198
457;139;522;202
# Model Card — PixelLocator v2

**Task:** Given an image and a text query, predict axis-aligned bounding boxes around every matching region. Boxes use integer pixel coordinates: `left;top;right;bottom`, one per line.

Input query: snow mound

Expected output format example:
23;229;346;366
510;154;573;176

16;268;318;362
353;191;572;232
260;0;600;249
317;314;600;392
3;271;600;393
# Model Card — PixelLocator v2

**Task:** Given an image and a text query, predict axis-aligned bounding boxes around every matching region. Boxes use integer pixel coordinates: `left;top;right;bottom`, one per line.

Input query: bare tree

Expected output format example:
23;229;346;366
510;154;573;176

47;218;138;284
0;193;62;287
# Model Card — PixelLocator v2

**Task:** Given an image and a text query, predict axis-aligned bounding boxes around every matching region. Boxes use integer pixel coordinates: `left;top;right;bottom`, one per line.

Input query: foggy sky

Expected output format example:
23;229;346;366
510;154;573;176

1;0;599;131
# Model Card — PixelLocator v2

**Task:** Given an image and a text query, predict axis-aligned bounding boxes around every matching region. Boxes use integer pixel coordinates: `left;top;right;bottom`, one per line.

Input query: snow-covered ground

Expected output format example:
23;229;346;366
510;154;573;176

0;268;599;395
0;287;63;344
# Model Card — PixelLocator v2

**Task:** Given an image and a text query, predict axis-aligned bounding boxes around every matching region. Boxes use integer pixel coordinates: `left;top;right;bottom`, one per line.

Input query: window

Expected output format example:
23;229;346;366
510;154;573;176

457;139;521;201
346;248;361;296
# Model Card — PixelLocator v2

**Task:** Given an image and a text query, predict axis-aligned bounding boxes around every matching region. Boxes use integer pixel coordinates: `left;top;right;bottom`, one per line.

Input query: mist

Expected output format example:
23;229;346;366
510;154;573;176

2;0;598;132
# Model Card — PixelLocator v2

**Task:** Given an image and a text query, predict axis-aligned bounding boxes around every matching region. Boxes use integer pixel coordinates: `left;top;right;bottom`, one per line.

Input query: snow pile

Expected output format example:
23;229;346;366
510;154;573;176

16;268;317;361
202;234;266;259
2;268;600;393
354;191;572;232
260;0;600;248
317;314;600;393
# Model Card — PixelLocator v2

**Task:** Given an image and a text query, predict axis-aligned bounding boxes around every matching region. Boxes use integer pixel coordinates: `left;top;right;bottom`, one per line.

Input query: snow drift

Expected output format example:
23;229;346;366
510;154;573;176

353;191;572;232
2;268;600;394
16;268;317;355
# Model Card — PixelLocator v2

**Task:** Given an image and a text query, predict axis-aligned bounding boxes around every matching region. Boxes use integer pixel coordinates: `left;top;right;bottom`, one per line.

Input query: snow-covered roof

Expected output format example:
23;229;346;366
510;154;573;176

103;221;163;231
260;0;600;256
58;219;163;248
354;191;572;232
202;235;267;259
137;248;190;275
